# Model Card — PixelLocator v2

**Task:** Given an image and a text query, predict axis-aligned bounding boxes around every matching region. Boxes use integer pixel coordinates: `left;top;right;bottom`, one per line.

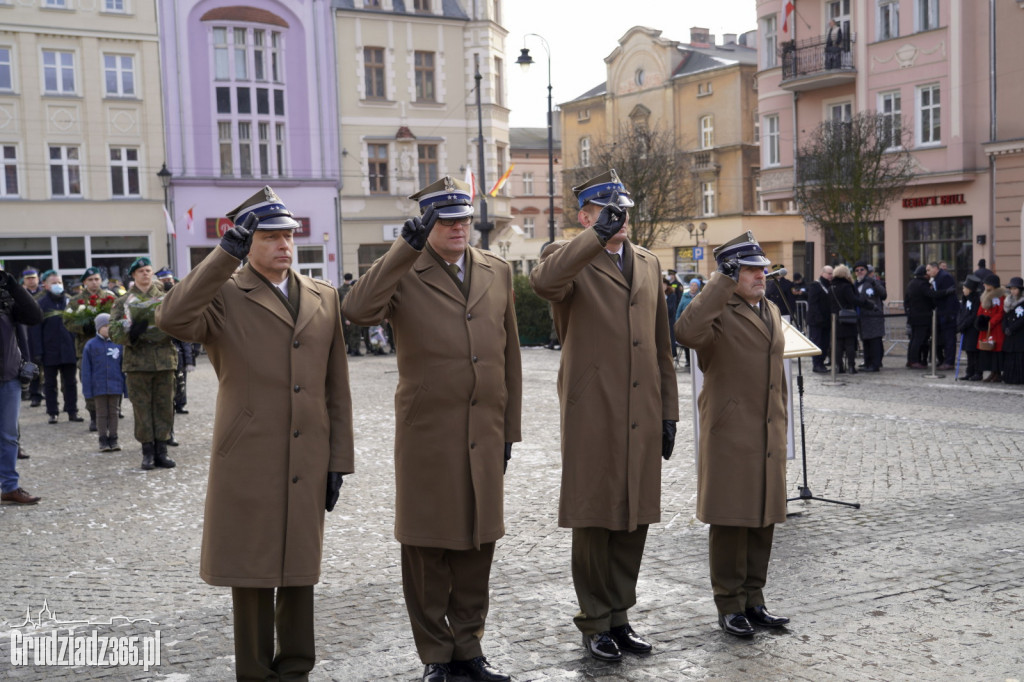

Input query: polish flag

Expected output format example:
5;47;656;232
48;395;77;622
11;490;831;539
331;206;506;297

488;164;514;197
185;206;195;233
465;164;476;201
163;206;175;236
782;0;795;34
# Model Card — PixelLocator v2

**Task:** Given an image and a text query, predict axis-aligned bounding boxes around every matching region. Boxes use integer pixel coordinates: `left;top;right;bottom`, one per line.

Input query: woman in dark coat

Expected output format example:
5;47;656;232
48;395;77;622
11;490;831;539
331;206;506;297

956;275;983;381
1001;276;1024;384
976;274;1005;383
829;264;872;374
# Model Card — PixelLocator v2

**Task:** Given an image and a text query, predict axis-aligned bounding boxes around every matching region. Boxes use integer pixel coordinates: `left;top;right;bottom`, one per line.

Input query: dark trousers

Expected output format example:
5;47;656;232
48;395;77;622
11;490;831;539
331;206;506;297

937;316;957;365
43;363;78;416
809;324;830;368
908;325;931;365
571;525;648;635
93;394;119;439
401;542;495;664
964;349;979;377
837;335;857;371
709;524;775;615
231;585;315;682
862;336;884;369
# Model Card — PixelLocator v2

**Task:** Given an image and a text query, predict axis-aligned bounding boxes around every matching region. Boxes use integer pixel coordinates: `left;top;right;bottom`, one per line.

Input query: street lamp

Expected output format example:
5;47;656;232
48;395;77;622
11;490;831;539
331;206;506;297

686;221;706;277
157;163;176;273
515;34;555;247
473;65;493;250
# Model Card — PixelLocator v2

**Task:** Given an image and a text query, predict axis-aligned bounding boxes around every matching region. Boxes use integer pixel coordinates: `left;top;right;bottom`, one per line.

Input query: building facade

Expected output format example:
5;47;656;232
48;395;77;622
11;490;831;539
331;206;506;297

333;0;510;276
558;26;806;281
158;0;341;281
0;0;167;285
757;0;1024;297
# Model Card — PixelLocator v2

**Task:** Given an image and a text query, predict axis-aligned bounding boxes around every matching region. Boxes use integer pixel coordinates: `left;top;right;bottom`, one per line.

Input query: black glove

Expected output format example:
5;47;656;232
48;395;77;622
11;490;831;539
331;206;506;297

503;442;512;474
220;212;258;260
400;205;437;250
662;420;677;460
128;318;148;343
83;321;96;338
717;259;740;281
326;472;344;512
0;270;17;293
591;192;626;245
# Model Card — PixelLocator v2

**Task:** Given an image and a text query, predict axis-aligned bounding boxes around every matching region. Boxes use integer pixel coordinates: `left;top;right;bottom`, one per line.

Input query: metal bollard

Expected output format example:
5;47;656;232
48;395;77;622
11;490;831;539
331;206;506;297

923;309;943;378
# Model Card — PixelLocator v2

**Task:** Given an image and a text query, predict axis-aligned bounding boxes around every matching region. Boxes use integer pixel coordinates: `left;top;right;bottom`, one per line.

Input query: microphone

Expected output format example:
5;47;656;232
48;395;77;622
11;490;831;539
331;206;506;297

765;267;789;279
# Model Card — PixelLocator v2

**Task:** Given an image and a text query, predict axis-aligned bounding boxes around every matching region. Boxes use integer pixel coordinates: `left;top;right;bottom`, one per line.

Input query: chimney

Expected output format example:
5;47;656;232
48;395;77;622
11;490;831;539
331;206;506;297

722;33;737;45
689;26;710;46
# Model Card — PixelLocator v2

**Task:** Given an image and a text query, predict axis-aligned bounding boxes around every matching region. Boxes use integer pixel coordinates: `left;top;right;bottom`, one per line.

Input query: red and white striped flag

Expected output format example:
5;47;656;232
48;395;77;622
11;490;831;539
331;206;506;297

163;206;175;236
185;206;195;233
488;163;514;197
464;164;476;201
782;0;795;33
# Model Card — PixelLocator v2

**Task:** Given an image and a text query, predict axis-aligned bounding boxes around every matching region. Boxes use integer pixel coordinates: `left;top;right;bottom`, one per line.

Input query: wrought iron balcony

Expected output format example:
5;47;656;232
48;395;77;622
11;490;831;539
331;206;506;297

779;33;857;91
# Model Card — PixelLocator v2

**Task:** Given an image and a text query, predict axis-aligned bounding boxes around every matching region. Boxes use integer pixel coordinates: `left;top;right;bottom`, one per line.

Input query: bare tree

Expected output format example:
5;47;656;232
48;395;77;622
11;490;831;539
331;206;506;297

794;111;915;264
564;124;697;249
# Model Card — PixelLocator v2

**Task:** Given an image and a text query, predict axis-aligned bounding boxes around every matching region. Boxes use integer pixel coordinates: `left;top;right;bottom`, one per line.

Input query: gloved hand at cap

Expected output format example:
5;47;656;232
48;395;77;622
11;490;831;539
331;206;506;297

717;259;740;281
220;212;258;260
592;192;626;245
401;205;437;251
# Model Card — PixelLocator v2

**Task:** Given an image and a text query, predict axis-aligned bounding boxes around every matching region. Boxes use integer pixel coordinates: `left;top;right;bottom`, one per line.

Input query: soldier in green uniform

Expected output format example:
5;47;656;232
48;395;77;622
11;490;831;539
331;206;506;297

63;267;116;432
110;257;178;470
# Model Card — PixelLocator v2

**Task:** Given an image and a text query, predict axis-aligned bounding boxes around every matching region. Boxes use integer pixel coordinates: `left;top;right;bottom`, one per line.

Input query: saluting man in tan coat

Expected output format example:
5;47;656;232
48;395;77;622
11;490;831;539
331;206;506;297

157;187;354;680
530;170;678;663
674;231;791;638
342;176;521;682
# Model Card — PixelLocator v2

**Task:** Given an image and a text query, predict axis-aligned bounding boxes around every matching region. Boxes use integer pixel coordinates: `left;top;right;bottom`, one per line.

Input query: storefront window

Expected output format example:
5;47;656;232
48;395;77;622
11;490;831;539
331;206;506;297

903;216;972;285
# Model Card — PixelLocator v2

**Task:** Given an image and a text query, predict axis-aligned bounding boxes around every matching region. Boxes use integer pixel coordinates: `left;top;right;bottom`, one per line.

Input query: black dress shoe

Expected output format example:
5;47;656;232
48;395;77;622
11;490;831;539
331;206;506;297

609;624;652;654
451;656;510;682
48;415;58;424
861;366;879;372
68;413;84;422
745;605;790;627
583;632;622;662
719;612;755;637
422;662;452;682
812;366;829;373
175;407;189;414
17;449;29;460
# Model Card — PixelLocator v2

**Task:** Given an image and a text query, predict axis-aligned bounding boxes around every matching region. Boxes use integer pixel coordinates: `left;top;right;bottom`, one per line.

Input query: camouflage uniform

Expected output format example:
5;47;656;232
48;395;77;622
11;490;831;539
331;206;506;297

63;287;116;419
110;282;177;443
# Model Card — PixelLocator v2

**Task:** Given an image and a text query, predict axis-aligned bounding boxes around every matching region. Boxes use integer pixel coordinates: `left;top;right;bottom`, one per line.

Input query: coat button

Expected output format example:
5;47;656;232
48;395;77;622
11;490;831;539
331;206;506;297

467;313;473;320
767;452;771;458
471;399;478;406
470;442;476;449
472;356;478;363
294;385;301;393
293;340;300;348
633;381;639;387
631;422;638;429
633;340;639;346
292;476;299;483
293;430;300;437
767;417;771;423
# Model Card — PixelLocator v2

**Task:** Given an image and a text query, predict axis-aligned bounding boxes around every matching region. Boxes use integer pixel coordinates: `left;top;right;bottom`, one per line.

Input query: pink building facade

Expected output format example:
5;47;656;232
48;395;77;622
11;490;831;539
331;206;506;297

756;0;1024;297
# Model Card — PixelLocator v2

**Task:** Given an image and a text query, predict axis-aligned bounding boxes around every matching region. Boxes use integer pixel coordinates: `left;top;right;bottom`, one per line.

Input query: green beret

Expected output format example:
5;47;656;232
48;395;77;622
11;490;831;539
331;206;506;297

128;257;151;276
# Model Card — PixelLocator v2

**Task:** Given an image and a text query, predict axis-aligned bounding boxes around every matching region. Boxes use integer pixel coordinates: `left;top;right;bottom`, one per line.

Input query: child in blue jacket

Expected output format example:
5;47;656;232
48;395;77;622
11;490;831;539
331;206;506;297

81;313;126;452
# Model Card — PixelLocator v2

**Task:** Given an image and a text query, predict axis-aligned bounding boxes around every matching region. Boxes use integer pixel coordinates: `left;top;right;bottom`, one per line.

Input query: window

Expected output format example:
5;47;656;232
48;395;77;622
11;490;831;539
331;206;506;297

700;115;714;149
762;15;777;68
580;137;590;167
417;144;438;187
238;122;252;176
44;0;67;7
0;47;12;91
828;102;852;123
577;109;590;122
753;168;767;213
916;0;938;31
364;0;380;6
765;115;780;166
414;0;431;10
753;110;760;143
494;57;503;107
701;181;716;216
918;84;940;145
103;54;134;96
878;0;900;40
1;145;18;196
105;0;126;12
275;123;285;174
42;50;75;94
364;47;386;99
368;143;389;193
414;51;435;102
523;217;535;239
258;122;270;176
109;147;139;197
522;171;534;195
879;91;902;149
49;145;81;197
253;30;266;81
219;122;233;176
213;28;229;80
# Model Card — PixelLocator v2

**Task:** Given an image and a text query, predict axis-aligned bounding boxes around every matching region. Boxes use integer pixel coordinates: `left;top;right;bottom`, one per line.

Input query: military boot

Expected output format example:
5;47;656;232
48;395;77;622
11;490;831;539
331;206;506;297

98;435;110;452
154;441;177;469
108;436;121;452
141;442;156;470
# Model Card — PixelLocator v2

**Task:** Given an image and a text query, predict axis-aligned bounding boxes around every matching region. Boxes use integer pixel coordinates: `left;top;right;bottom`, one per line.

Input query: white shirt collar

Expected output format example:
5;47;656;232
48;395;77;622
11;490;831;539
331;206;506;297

273;274;289;298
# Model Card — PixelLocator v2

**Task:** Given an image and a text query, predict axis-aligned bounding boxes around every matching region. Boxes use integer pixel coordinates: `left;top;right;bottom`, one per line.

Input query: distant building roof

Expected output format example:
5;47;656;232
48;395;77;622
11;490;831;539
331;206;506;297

510;127;561;150
332;0;469;20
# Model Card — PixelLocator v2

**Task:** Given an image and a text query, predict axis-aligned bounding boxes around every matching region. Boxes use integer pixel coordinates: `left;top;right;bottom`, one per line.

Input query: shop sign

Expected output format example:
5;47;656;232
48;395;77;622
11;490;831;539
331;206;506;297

902;194;966;208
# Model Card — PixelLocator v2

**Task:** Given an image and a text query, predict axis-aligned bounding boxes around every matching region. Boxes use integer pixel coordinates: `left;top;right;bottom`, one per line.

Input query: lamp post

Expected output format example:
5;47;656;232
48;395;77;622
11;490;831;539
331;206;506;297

157;163;176;273
474;66;493;250
515;34;555;247
686;221;706;277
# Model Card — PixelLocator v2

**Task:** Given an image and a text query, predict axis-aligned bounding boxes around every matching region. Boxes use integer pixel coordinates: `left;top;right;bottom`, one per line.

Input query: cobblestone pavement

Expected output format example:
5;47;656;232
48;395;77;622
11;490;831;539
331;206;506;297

2;348;1023;681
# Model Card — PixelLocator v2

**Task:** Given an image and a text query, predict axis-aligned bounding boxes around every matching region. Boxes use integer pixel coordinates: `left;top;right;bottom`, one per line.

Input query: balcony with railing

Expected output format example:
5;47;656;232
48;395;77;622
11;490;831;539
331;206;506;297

691;149;720;174
779;32;856;92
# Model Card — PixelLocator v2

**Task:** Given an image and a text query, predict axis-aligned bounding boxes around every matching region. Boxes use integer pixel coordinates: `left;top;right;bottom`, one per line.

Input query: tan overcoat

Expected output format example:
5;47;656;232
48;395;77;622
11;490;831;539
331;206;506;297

529;230;678;531
674;271;788;528
342;238;522;550
156;247;354;587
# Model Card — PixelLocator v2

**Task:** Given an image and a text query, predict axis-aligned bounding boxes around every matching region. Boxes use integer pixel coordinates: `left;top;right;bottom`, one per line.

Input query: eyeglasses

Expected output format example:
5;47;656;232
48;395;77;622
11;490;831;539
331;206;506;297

437;217;472;227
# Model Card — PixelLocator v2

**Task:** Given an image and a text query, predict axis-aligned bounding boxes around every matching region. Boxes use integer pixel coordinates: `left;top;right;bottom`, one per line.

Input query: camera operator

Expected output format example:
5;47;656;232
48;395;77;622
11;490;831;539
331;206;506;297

1;269;43;505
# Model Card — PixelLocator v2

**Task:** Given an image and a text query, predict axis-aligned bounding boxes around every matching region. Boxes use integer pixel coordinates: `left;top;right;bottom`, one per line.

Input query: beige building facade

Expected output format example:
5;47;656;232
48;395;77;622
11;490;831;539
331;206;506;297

333;0;511;276
0;0;168;283
559;26;806;281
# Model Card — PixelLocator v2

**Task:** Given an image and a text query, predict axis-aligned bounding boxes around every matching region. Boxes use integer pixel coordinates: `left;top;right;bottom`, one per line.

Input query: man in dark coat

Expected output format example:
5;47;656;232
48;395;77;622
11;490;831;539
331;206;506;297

675;231;790;638
853;261;887;371
764;264;795;318
30;270;83;423
805;265;834;372
158;186;354;681
530;170;678;663
956;275;983;380
904;265;934;368
925;262;958;369
343;176;521;682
